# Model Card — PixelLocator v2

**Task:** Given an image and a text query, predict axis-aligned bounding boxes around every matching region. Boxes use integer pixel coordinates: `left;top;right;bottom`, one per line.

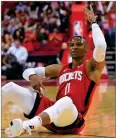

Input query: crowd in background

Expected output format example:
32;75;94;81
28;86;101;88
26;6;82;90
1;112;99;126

1;1;71;52
1;1;116;80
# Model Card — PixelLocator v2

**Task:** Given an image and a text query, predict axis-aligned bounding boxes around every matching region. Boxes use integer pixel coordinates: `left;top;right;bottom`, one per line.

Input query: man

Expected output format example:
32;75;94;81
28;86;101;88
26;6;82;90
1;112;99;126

3;38;28;79
2;6;107;137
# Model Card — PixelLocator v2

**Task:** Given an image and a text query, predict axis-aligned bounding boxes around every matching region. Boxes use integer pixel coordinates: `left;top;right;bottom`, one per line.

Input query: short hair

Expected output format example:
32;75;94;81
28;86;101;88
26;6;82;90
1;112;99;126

71;36;86;41
69;36;88;46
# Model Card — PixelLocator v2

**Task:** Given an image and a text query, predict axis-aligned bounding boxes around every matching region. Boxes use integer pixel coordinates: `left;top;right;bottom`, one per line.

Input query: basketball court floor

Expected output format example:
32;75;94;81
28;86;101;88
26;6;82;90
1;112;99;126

2;80;116;138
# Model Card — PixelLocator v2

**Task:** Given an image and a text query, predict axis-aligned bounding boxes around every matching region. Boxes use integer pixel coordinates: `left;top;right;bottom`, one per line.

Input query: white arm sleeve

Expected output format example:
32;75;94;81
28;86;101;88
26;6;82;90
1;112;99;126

92;23;107;62
22;67;45;81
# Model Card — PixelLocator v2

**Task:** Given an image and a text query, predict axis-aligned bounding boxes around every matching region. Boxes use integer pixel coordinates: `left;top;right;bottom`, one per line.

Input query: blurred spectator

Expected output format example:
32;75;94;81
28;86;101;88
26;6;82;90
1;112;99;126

7;39;28;64
1;33;13;60
13;22;25;42
49;28;64;44
1;36;10;56
28;2;39;20
25;29;37;42
16;2;28;12
3;33;13;47
7;18;18;35
57;2;70;32
1;21;4;37
2;39;28;79
46;18;58;33
22;36;35;53
37;28;48;44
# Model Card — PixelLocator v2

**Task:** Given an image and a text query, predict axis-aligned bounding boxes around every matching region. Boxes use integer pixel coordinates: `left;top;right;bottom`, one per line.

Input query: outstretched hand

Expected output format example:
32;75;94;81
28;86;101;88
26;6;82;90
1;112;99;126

85;5;97;23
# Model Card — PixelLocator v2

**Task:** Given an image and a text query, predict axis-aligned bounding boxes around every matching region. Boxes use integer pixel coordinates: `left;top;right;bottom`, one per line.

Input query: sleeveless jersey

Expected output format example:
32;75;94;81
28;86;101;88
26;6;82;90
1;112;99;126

56;62;97;116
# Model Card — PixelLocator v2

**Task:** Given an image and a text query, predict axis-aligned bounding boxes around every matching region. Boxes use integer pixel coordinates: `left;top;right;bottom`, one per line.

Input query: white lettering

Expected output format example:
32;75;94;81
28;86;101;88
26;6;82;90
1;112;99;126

59;71;82;84
77;72;82;80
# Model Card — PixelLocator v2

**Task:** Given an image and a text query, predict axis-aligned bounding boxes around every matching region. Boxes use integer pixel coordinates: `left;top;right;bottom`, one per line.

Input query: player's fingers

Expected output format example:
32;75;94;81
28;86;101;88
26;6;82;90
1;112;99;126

32;85;38;90
85;8;90;14
90;4;94;13
85;10;89;17
85;7;89;11
85;8;91;16
33;84;40;91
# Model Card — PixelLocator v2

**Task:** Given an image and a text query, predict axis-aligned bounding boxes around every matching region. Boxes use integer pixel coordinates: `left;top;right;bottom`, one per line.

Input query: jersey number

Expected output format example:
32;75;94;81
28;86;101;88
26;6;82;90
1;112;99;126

65;83;70;95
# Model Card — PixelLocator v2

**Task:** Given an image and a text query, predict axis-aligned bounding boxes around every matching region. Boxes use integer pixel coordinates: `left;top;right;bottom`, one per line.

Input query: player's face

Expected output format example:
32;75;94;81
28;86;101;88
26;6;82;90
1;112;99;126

69;37;87;59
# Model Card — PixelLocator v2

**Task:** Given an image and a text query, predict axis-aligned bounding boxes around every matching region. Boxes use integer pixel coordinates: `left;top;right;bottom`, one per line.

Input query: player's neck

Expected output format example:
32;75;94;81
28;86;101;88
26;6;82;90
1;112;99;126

72;57;85;68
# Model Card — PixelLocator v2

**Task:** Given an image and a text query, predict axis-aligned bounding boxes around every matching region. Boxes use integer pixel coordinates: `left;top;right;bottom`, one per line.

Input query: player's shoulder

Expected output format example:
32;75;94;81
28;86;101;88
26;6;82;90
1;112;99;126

56;64;67;73
57;64;69;75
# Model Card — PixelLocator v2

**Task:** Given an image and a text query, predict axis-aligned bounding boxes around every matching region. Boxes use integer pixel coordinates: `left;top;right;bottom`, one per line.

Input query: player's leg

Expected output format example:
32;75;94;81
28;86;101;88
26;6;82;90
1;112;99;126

9;96;78;137
2;82;37;115
2;82;55;137
24;96;78;127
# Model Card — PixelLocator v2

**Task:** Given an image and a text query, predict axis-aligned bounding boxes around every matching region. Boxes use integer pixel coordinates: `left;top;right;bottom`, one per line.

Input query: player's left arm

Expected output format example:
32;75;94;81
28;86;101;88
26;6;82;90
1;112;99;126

85;6;107;72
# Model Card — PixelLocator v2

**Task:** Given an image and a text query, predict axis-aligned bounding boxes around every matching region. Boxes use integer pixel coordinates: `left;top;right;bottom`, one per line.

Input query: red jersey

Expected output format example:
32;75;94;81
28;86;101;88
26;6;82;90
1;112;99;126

56;62;97;116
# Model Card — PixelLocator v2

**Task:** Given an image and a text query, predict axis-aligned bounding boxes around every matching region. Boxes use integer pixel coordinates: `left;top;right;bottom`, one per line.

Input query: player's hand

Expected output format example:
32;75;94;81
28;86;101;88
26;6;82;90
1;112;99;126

85;5;97;23
29;74;44;95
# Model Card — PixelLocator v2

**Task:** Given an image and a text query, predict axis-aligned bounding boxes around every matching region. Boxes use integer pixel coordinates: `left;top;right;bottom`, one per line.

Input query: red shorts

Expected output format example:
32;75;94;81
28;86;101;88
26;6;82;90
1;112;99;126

24;93;85;134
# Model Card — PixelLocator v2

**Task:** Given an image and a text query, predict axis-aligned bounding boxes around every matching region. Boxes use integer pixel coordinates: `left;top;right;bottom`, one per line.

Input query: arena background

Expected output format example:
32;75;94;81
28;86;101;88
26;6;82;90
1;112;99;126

1;1;116;137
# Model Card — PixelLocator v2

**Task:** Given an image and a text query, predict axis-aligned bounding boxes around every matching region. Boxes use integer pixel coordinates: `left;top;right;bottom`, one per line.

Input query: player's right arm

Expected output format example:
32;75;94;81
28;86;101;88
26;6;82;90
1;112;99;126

23;64;63;91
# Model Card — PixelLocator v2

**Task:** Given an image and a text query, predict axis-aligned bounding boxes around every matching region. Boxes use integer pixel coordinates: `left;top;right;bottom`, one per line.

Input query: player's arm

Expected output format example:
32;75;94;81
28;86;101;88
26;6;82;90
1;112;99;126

90;22;107;69
22;64;63;91
85;6;107;81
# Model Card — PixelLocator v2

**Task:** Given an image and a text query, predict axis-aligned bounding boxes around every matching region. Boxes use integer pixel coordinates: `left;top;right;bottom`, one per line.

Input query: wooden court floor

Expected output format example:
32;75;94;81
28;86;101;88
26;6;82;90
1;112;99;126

2;80;116;138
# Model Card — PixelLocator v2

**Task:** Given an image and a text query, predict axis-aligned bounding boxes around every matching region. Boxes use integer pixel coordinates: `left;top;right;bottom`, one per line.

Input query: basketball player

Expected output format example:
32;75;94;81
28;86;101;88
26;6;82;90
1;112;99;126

2;6;107;137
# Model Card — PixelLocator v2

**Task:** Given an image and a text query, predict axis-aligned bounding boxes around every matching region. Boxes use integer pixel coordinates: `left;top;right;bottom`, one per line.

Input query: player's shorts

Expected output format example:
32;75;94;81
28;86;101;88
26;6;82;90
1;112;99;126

24;93;85;134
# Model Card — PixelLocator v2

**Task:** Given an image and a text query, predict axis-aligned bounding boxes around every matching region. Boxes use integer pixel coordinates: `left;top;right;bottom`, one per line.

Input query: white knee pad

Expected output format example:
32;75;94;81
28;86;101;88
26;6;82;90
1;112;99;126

44;96;78;127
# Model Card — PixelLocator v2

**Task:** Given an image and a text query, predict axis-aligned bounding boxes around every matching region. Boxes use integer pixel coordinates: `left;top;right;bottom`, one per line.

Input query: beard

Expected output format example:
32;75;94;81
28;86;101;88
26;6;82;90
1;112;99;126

71;52;85;59
72;55;84;60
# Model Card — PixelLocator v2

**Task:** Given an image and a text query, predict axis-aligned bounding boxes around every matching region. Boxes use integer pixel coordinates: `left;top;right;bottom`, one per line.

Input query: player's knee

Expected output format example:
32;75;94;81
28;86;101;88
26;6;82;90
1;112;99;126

2;82;16;92
63;96;73;106
43;96;78;123
45;96;78;126
62;96;72;103
54;96;74;117
58;96;73;111
57;96;78;118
